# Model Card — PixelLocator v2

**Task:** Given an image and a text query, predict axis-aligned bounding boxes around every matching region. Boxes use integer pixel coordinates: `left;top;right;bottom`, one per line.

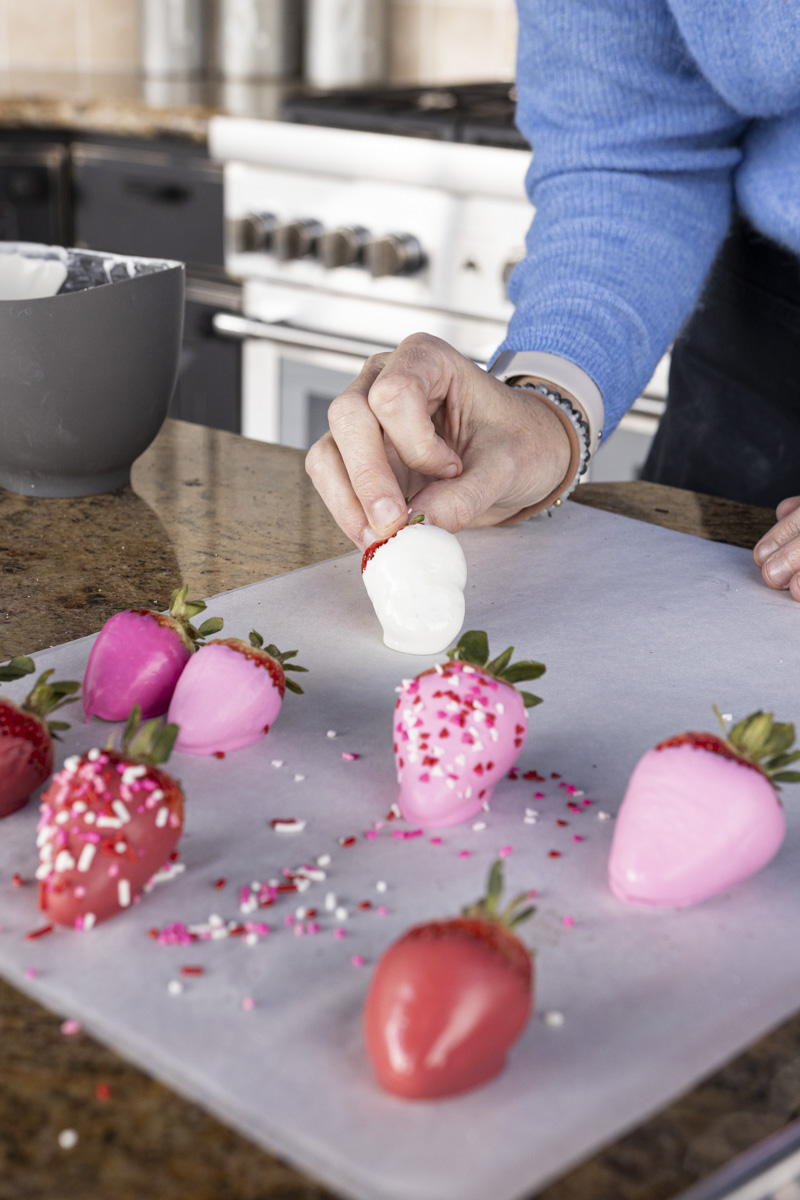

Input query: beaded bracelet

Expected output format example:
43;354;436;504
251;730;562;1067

501;380;592;520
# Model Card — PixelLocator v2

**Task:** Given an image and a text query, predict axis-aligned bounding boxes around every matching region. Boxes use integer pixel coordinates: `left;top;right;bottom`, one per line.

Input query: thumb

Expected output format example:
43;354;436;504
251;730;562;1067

408;460;503;532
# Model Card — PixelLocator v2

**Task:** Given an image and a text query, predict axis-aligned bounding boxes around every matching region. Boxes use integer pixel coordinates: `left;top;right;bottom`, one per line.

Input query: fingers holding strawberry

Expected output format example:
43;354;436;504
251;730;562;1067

364;860;536;1099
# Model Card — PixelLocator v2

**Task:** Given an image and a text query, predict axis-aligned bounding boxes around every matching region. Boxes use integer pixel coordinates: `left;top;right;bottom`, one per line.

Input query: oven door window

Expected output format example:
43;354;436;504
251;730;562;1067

280;357;357;450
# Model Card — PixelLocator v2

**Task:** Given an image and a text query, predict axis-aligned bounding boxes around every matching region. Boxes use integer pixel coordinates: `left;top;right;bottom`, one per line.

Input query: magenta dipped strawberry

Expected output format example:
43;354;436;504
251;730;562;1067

364;859;535;1099
609;707;800;908
0;657;79;818
82;584;224;722
37;706;184;929
394;630;545;828
167;630;307;755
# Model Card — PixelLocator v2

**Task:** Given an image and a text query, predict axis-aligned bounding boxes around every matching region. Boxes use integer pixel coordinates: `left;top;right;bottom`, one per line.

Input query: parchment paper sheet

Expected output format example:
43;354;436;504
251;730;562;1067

1;505;799;1200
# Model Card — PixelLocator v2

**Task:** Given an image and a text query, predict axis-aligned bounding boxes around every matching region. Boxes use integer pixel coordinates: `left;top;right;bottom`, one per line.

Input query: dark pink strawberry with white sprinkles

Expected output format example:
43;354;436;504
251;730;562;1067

37;707;184;930
394;631;545;829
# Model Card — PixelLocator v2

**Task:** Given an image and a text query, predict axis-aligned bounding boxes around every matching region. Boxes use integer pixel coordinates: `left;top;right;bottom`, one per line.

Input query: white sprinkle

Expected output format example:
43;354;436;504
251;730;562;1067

35;864;51;881
524;816;537;825
55;811;69;825
117;879;131;908
334;906;348;922
376;881;387;893
150;788;164;802
482;800;491;812
63;756;80;773
209;914;224;927
167;980;184;996
112;800;131;824
543;1010;565;1028
722;713;733;722
96;816;122;829
326;730;337;739
71;800;87;814
390;803;401;817
316;854;331;867
83;913;96;931
525;808;539;817
293;774;305;783
597;811;612;821
113;841;127;854
58;1129;79;1150
83;812;96;824
36;828;52;848
87;749;101;762
271;760;284;768
324;892;337;911
495;702;505;715
121;765;146;785
295;877;310;893
155;807;169;828
77;844;96;873
54;850;76;872
472;821;486;831
295;906;307;919
245;932;259;946
272;818;307;834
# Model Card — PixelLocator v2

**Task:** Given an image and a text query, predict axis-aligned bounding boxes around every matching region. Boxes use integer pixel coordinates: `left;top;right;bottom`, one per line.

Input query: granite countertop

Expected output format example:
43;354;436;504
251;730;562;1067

0;69;296;143
1;418;798;1200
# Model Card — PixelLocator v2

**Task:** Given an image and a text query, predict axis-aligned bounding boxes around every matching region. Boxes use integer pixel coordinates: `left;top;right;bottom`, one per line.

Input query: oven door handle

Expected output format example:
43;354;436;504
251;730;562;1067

212;312;395;360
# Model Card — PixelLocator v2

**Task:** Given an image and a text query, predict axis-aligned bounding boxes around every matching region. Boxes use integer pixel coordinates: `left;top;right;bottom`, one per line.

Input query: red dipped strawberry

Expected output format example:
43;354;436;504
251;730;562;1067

609;706;800;908
394;630;545;828
364;860;535;1099
0;657;79;818
37;706;184;929
82;584;224;722
167;630;307;755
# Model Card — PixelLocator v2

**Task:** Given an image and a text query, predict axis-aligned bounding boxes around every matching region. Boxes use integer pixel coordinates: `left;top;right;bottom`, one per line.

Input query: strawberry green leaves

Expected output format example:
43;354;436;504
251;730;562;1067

249;630;308;696
119;704;180;766
0;656;36;683
0;658;80;737
713;705;800;786
169;585;224;648
447;630;546;708
462;859;537;932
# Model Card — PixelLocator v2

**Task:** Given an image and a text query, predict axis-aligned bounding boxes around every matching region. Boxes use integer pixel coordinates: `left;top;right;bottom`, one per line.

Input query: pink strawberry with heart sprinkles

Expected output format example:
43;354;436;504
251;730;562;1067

394;630;546;829
36;707;184;930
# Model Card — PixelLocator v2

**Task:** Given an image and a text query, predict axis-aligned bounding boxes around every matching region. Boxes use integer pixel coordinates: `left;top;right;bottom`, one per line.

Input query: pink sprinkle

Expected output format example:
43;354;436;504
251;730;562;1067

24;967;36;979
459;850;472;858
582;799;593;807
333;928;347;939
377;906;389;916
563;915;575;928
534;791;545;799
293;923;304;937
307;922;320;934
373;820;384;830
351;955;365;967
61;1019;81;1036
284;915;294;926
498;845;513;858
566;785;577;794
365;830;378;840
242;996;255;1011
573;835;585;843
430;837;442;845
528;889;537;899
341;752;360;761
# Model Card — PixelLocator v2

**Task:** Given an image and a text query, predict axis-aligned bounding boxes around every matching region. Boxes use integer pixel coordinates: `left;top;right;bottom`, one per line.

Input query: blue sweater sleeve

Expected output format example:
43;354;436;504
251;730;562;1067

497;0;747;440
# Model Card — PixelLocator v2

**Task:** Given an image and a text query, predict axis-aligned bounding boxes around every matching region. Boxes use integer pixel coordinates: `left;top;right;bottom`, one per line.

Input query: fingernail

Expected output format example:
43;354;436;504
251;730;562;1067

359;526;374;551
371;497;404;531
754;539;778;564
765;554;793;586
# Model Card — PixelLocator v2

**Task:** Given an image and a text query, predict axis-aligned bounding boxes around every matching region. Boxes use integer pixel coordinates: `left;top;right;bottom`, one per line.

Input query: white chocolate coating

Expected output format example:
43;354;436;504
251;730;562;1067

362;523;467;655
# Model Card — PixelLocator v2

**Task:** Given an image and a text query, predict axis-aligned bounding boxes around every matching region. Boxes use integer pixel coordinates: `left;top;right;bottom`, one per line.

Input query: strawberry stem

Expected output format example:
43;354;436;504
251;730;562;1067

169;585;224;648
249;631;308;695
712;705;800;786
116;705;179;766
447;631;546;708
462;860;536;931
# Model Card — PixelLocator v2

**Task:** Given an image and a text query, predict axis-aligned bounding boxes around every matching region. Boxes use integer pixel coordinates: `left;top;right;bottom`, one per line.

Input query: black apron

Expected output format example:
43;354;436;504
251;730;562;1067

641;213;800;507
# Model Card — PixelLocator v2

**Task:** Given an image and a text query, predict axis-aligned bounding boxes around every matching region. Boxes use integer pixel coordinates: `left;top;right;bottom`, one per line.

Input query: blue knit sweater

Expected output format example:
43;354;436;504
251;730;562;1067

497;0;800;440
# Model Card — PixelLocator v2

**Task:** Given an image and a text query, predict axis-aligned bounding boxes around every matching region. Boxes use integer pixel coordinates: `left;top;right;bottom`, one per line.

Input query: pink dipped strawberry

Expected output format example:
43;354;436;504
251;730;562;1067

167;630;307;755
0;657;79;818
394;630;545;828
82;585;224;722
364;859;535;1099
37;706;184;929
609;706;800;908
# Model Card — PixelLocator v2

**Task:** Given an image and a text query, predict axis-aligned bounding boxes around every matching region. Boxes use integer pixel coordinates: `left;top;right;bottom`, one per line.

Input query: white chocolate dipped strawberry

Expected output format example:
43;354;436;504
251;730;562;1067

609;707;800;908
362;515;467;655
394;631;545;828
37;707;184;930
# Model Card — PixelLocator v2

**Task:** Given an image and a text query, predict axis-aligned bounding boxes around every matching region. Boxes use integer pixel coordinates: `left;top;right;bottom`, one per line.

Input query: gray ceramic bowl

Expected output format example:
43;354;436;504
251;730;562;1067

0;243;185;497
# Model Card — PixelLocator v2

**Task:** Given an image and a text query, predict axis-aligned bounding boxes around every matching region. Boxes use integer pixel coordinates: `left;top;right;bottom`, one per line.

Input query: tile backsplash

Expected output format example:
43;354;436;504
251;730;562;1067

0;0;517;83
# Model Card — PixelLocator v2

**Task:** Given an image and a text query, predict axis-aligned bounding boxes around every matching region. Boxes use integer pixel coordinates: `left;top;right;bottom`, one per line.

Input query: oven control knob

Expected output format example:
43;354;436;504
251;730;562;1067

273;219;323;262
365;233;425;278
318;225;368;270
237;211;276;253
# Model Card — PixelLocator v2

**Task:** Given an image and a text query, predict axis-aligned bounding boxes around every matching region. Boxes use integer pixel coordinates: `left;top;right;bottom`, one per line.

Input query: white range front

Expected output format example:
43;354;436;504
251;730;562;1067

209;116;665;475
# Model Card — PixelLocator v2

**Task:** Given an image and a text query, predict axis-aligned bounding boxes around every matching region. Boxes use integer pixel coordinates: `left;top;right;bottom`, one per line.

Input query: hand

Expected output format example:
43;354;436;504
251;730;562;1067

754;497;800;601
305;333;572;549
